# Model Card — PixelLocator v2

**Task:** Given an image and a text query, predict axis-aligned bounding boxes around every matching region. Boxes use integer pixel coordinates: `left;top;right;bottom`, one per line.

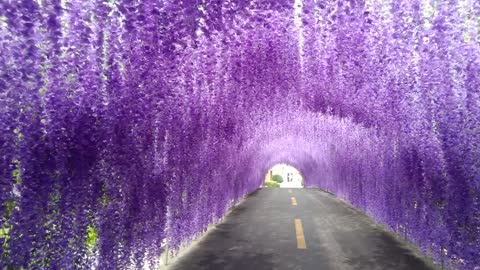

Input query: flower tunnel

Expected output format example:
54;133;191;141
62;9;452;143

0;0;479;269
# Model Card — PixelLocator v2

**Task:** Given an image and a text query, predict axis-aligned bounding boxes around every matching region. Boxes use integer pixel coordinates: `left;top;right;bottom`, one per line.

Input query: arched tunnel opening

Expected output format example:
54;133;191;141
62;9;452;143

0;0;479;269
264;163;304;188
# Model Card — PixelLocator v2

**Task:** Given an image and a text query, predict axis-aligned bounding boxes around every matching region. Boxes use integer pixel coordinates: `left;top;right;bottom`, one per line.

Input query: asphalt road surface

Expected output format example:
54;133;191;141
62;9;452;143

167;188;438;270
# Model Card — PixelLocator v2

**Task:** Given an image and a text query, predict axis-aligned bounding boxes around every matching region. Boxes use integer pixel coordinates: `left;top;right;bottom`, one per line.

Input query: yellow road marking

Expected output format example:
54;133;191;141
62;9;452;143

288;189;292;193
295;219;307;249
291;197;297;206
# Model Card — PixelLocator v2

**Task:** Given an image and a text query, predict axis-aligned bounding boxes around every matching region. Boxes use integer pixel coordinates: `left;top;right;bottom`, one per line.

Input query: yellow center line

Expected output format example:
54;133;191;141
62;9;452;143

294;219;307;249
291;197;297;206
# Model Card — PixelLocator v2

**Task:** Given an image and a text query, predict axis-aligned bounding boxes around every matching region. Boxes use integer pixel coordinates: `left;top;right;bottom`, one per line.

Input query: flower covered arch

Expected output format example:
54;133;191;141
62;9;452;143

0;0;479;269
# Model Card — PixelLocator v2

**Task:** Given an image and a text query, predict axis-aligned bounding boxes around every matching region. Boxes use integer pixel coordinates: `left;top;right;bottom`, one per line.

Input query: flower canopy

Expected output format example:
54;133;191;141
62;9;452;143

0;0;479;269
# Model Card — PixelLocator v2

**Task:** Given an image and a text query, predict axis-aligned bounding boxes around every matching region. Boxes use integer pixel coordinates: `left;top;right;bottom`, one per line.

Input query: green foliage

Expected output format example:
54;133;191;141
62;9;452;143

272;174;283;183
0;226;10;239
1;227;10;263
1;199;16;263
12;160;22;183
4;199;16;217
265;181;280;188
85;224;98;249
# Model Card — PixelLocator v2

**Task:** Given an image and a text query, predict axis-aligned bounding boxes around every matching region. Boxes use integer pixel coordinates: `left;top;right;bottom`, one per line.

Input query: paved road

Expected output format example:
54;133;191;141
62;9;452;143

167;188;437;270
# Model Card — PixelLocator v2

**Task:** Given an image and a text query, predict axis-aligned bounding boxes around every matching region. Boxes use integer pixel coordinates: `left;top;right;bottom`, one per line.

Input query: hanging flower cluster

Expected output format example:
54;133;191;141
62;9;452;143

0;0;479;269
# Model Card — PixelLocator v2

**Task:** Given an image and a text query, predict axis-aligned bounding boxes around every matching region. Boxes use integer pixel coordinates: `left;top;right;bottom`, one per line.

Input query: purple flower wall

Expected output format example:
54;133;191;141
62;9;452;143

0;0;479;269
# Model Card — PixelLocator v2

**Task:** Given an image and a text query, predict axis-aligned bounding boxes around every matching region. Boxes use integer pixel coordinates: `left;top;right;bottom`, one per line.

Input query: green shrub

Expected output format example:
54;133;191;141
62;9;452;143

272;174;283;183
265;181;280;188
